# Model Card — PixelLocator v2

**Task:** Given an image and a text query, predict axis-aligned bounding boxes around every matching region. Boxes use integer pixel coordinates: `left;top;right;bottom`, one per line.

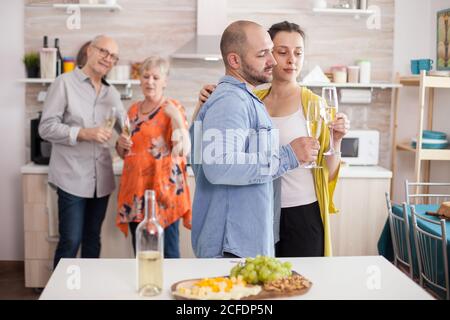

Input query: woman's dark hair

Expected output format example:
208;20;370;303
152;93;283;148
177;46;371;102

76;41;91;68
268;21;305;41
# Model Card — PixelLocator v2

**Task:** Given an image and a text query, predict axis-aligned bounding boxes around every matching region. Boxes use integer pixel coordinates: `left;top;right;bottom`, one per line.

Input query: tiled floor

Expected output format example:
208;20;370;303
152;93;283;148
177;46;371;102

0;261;40;300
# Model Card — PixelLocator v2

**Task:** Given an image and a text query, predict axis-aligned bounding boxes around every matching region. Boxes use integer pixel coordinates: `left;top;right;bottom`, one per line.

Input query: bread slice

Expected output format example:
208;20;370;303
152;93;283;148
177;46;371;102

437;202;450;218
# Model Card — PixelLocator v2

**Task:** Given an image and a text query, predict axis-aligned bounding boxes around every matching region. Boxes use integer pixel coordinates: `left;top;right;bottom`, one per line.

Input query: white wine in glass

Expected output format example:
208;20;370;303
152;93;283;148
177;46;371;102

304;100;323;169
121;112;135;156
324;106;337;124
102;107;116;147
321;87;339;156
104;107;117;130
306;118;321;140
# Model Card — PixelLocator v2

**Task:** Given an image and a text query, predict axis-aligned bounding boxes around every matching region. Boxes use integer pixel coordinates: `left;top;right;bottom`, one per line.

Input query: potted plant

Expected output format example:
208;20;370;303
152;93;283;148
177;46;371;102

23;52;40;78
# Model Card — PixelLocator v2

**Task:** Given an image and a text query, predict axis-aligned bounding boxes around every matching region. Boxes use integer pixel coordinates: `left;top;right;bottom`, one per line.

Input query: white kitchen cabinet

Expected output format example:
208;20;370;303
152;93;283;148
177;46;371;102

330;172;391;256
22;172;135;288
22;174;55;288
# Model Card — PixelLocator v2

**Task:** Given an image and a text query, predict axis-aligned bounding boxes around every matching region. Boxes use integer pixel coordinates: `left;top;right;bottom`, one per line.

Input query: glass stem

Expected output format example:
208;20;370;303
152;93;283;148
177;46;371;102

329;125;334;152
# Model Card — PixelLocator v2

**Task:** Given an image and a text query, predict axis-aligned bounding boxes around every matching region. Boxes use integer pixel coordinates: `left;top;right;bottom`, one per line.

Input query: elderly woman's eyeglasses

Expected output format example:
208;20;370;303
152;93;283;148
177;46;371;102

92;45;119;64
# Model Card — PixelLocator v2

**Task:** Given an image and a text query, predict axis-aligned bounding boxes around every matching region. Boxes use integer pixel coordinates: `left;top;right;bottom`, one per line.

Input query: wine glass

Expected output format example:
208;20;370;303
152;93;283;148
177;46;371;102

321;87;340;156
102;107;116;147
104;107;117;130
121;111;135;157
304;100;323;169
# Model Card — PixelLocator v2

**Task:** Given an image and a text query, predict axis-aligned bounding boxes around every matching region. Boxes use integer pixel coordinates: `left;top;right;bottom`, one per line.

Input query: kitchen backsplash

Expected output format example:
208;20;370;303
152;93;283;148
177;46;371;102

24;0;394;168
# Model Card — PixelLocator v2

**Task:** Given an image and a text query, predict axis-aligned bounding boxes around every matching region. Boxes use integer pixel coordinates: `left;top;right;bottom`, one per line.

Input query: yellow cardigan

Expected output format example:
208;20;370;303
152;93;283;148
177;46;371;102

255;86;340;257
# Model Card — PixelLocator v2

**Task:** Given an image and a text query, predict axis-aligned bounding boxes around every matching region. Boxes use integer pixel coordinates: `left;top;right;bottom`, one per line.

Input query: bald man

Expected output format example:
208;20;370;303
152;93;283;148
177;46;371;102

190;21;318;258
39;35;125;268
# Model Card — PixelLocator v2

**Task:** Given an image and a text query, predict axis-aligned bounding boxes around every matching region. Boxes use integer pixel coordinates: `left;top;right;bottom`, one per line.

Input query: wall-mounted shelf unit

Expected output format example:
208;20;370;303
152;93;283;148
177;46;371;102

391;71;450;194
52;3;122;12
396;143;450;160
18;78;140;86
312;8;374;19
228;8;303;14
18;78;139;100
298;82;402;89
18;78;53;84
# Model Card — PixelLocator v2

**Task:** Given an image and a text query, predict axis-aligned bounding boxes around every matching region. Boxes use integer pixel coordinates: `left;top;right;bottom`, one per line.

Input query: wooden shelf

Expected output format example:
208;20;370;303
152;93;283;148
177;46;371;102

53;4;122;12
399;76;420;86
422;75;450;89
396;143;415;152
312;8;374;18
18;78;140;85
396;143;450;161
399;74;450;88
18;78;53;84
229;8;303;14
109;79;140;85
391;70;450;195
298;82;401;89
420;149;450;161
230;7;374;16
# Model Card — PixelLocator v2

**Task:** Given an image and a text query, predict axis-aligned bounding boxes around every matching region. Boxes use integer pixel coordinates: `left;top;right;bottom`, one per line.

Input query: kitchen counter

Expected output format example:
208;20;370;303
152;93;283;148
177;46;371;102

39;256;432;300
21;160;128;176
338;165;392;178
20;160;195;177
21;162;391;179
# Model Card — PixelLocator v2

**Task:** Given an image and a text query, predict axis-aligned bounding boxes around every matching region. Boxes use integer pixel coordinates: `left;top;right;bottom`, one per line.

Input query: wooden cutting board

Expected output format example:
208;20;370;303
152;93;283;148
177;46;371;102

171;271;312;300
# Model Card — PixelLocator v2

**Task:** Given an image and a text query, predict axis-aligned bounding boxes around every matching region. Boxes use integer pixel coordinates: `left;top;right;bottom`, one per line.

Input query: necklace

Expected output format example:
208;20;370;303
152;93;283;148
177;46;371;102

140;97;165;116
140;108;153;115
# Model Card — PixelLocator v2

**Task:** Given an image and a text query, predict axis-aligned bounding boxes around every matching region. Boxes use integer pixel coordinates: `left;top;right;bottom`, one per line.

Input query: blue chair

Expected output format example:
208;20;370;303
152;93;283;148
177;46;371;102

411;205;449;300
385;192;413;278
405;180;450;205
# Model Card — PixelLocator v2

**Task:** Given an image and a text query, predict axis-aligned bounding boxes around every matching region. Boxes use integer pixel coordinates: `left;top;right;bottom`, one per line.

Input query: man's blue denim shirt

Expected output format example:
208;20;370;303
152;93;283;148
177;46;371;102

189;75;299;258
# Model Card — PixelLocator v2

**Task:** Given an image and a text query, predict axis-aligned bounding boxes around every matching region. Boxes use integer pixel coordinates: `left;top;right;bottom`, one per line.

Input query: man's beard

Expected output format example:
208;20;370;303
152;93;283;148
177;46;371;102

241;59;273;86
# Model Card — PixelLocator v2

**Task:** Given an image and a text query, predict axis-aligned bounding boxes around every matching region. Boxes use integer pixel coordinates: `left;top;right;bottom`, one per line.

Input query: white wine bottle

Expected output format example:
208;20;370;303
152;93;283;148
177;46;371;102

136;190;164;296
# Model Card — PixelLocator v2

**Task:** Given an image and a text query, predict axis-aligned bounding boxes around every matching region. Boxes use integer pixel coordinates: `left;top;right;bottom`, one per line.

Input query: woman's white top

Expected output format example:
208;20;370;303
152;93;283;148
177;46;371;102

270;108;317;208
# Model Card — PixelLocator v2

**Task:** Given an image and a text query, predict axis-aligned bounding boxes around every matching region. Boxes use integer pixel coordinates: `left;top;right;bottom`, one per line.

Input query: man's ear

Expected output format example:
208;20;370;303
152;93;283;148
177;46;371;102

227;52;241;70
86;45;93;60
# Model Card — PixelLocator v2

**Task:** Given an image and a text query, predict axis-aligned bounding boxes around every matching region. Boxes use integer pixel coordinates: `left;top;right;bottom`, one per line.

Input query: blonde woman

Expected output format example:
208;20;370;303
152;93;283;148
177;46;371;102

116;56;192;258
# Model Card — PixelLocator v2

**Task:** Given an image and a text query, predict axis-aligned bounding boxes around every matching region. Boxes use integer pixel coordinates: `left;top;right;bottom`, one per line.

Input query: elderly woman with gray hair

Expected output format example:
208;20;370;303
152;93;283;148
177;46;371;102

115;56;192;258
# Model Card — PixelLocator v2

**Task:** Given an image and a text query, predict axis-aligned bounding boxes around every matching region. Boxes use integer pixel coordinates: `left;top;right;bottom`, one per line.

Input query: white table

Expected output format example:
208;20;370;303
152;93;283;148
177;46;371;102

39;256;433;300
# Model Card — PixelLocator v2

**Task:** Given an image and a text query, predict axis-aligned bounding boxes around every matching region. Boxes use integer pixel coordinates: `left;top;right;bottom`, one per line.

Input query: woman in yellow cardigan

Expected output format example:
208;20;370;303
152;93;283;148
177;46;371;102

194;21;350;257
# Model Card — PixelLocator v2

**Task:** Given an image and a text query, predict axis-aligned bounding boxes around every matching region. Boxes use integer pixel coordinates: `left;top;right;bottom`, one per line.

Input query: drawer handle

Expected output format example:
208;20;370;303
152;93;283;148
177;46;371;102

46;236;59;243
46;186;59;238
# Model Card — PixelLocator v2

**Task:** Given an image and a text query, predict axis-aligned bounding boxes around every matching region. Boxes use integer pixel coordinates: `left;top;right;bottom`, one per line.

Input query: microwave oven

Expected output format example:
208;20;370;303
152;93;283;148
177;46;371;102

340;130;379;166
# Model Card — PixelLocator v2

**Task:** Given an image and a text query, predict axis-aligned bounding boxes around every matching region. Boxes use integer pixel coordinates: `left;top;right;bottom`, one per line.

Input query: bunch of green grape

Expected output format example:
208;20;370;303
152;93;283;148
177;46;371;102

229;255;292;285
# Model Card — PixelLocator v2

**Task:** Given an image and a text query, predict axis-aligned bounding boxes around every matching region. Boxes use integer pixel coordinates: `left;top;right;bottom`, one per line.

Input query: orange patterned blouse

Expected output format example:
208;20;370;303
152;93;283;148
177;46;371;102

116;99;192;236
